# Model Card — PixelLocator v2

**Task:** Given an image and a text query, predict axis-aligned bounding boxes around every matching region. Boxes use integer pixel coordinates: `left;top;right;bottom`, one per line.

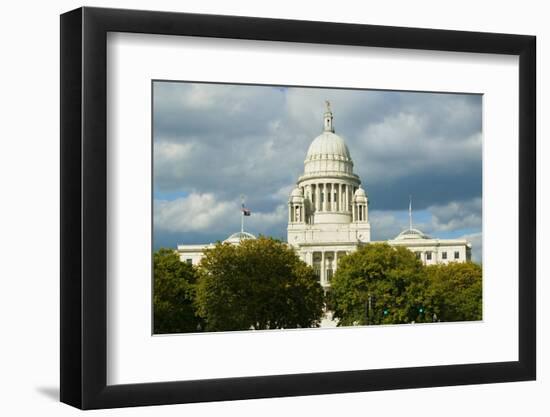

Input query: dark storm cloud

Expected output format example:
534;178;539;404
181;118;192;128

153;81;482;259
366;167;482;211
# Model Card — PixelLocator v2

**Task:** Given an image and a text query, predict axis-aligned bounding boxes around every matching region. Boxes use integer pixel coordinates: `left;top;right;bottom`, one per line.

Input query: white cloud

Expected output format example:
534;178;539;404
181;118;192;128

369;210;405;241
428;197;482;232
246;204;288;236
154;140;194;162
154;193;234;233
154;193;288;238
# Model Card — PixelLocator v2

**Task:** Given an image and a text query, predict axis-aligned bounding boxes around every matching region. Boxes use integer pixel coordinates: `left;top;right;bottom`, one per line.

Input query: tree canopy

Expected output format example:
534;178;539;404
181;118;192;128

195;237;325;332
153;241;482;334
425;262;482;322
329;243;431;326
153;248;204;334
329;243;483;326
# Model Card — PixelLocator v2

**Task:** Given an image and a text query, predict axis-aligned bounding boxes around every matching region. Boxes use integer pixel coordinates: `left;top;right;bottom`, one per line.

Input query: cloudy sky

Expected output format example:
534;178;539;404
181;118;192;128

153;81;482;262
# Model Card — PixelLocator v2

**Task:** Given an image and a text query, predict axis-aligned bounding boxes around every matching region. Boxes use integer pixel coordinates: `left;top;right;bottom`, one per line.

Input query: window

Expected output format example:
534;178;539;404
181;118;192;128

426;251;432;261
415;252;421;260
185;259;192;265
326;269;333;282
454;251;460;260
442;251;447;260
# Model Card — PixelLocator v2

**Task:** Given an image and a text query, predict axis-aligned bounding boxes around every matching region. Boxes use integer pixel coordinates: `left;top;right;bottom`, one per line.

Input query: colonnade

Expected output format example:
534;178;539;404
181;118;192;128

304;250;349;287
302;183;357;213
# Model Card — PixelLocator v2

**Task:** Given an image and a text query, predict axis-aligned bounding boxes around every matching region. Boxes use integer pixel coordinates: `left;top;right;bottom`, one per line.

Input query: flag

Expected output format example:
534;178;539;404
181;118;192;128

241;204;251;216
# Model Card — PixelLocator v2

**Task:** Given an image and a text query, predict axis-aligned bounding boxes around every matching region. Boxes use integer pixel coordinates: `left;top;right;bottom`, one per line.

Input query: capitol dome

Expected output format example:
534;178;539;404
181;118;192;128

223;231;256;245
305;132;352;162
302;102;355;176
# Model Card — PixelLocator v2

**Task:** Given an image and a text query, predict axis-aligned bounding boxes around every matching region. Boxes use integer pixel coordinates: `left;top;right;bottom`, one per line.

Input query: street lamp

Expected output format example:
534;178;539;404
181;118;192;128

365;293;373;325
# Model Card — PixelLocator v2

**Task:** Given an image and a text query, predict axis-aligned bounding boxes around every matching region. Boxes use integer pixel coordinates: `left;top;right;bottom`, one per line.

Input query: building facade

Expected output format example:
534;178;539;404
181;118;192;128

177;103;472;288
177;231;255;266
388;229;471;266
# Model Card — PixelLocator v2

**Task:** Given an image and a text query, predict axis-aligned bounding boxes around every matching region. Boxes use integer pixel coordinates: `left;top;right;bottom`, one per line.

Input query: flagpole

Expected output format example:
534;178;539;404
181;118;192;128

240;194;244;233
409;195;413;230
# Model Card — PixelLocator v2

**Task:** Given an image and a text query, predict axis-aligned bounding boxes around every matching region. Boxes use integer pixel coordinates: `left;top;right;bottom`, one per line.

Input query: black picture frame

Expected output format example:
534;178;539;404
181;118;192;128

60;6;536;410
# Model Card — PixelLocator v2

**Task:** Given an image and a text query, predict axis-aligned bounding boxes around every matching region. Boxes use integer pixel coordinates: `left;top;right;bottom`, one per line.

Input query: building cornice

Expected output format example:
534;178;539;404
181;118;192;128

297;172;361;183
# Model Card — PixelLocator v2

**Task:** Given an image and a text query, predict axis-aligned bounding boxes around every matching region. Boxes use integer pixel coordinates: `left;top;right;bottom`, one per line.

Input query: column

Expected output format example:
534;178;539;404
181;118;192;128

316;184;320;212
343;185;348;212
305;185;310;223
315;184;320;212
352;203;355;221
321;251;326;285
324;183;328;211
334;252;338;273
288;203;292;223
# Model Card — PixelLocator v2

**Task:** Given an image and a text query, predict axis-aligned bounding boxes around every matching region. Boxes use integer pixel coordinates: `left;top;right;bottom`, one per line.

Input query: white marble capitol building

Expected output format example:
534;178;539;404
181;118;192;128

177;103;472;289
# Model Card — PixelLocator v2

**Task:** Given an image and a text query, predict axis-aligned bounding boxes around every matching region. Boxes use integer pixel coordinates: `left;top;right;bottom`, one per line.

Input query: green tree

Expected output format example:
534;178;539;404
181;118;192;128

329;243;430;326
195;237;324;331
425;262;482;322
153;248;203;334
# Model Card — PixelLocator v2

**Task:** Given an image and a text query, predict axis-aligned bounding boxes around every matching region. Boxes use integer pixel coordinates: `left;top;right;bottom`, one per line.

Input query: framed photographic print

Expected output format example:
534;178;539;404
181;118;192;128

60;6;536;410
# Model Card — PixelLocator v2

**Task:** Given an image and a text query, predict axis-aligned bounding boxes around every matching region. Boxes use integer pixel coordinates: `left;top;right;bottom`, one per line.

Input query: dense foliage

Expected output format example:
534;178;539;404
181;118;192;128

153;248;203;334
425;262;482;322
195;237;325;332
329;243;429;325
329;243;482;325
153;241;482;333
